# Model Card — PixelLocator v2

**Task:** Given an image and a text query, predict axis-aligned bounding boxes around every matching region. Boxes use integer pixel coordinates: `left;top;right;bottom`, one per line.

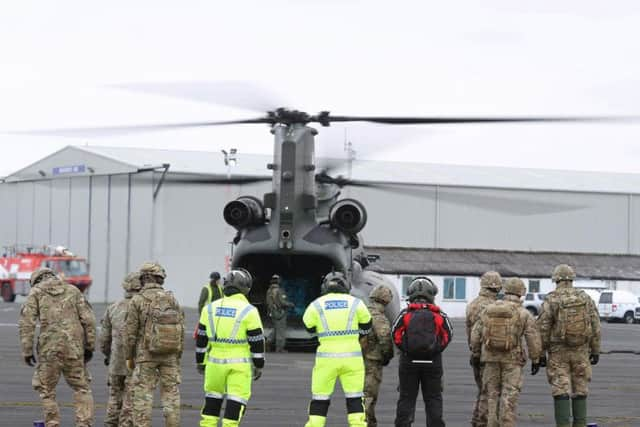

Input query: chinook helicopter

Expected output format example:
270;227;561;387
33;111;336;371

17;82;637;347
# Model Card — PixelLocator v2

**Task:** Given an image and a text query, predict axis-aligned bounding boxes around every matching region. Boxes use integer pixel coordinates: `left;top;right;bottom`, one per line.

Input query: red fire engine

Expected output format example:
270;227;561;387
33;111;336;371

0;245;92;302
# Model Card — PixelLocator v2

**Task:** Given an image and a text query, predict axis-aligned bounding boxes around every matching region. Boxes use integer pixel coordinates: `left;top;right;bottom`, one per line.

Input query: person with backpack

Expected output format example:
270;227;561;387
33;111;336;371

124;262;185;427
392;277;452;427
303;272;372;427
536;264;601;427
470;278;542;427
195;268;265;427
465;271;502;427
100;271;142;427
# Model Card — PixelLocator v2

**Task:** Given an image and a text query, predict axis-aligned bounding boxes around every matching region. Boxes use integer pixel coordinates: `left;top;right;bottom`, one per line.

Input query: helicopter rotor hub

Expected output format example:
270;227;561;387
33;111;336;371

267;108;331;126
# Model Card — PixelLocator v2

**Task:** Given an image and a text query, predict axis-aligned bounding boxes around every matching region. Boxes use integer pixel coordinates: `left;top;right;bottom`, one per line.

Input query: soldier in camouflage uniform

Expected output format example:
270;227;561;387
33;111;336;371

100;271;141;427
465;271;502;427
124;262;185;427
470;278;542;427
362;285;394;427
536;264;601;427
19;267;96;427
265;274;294;352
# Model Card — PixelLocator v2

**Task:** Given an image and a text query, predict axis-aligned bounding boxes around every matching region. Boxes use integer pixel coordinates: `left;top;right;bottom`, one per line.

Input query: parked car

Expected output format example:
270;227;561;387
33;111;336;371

598;290;640;324
523;292;546;316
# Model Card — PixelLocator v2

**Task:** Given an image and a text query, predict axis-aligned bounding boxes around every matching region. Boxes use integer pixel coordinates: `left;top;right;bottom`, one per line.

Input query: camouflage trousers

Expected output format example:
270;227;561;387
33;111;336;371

118;374;136;427
364;359;383;427
105;374;134;427
32;355;94;427
271;315;287;352
546;349;591;397
482;362;524;427
471;363;488;427
132;359;181;427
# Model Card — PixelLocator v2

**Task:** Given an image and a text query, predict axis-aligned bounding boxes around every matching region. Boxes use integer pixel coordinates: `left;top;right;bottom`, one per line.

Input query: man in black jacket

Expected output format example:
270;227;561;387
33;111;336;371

392;277;453;427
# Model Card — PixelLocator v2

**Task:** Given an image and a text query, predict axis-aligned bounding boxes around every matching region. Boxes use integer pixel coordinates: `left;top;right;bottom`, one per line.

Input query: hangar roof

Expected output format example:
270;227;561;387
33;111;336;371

6;145;640;195
367;246;640;281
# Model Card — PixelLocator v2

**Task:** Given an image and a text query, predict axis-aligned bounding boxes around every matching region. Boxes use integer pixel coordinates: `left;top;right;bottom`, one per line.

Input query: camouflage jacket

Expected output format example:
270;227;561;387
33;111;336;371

124;282;185;363
465;289;498;347
536;282;601;354
470;295;542;365
362;302;393;363
101;297;133;376
19;278;96;360
266;285;293;319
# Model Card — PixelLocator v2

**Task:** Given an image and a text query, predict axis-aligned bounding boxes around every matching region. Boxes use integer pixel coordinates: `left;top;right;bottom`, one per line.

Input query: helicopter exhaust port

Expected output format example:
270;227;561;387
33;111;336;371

329;199;368;235
223;196;265;229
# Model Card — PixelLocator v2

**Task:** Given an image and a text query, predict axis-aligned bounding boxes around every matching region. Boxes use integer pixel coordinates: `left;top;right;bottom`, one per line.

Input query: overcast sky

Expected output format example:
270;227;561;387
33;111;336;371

1;0;640;177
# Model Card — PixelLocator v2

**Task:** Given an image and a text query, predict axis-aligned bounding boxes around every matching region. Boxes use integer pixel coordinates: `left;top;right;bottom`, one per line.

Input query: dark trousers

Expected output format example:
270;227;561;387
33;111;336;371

395;357;445;427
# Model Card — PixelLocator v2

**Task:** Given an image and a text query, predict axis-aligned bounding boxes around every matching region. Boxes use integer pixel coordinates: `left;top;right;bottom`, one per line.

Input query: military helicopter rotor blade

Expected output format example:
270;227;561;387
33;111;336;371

12;117;273;138
316;174;438;199
315;157;351;177
110;81;288;113
322;114;640;125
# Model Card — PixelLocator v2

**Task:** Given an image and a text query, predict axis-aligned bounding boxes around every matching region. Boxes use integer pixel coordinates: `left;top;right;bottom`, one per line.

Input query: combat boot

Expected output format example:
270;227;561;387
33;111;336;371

571;395;587;427
553;395;571;427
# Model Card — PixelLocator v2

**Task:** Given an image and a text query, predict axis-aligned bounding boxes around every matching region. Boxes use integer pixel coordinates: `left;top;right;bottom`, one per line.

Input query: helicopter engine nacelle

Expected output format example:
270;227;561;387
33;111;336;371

329;199;367;235
223;196;265;229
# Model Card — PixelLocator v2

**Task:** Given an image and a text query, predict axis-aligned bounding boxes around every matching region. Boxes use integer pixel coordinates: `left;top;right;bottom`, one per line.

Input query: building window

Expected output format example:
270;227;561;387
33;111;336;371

443;277;466;300
528;280;540;293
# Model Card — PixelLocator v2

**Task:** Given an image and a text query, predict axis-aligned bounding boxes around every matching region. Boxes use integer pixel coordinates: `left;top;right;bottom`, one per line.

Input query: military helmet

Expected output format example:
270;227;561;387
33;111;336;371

552;264;575;283
122;271;142;292
480;271;502;291
321;271;350;294
223;268;253;295
369;284;393;305
503;277;526;297
139;261;167;279
270;274;280;285
407;277;437;303
30;267;56;286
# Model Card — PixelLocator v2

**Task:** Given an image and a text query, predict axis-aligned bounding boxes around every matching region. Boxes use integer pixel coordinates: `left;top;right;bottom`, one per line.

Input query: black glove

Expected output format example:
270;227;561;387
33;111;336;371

539;355;547;368
531;361;540;376
470;355;481;369
197;364;205;375
382;355;392;367
104;356;110;366
84;350;93;363
253;367;262;381
24;355;36;367
589;353;599;365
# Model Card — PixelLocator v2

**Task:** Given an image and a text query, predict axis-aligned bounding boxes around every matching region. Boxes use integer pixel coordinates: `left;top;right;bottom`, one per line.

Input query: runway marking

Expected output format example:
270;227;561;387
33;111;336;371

0;323;17;327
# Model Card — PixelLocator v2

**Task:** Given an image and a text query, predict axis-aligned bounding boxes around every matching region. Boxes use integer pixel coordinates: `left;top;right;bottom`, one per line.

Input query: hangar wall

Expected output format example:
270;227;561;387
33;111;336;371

354;185;634;254
0;173;155;303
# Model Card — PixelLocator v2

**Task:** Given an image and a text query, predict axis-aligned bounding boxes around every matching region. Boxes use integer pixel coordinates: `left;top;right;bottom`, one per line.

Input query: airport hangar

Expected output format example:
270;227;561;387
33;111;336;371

2;145;640;316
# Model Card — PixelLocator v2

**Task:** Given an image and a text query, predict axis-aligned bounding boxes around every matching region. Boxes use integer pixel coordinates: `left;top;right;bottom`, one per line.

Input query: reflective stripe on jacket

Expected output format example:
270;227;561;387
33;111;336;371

199;293;264;362
303;293;372;357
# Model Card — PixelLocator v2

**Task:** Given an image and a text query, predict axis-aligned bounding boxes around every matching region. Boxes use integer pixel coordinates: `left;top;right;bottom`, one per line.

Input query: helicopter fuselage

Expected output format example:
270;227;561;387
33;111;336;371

224;121;400;348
